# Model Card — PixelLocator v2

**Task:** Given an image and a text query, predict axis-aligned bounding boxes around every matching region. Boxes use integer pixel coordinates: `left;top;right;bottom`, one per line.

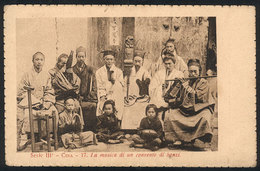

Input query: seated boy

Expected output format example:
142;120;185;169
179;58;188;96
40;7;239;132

59;98;96;149
96;100;124;144
129;104;163;151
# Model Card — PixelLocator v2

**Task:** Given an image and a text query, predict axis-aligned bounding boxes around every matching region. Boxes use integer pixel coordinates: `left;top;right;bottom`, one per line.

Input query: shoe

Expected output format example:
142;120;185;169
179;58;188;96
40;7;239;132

129;142;135;148
193;139;206;149
150;145;159;151
116;134;125;140
133;144;144;148
143;143;151;149
107;139;121;144
173;141;182;146
17;139;31;151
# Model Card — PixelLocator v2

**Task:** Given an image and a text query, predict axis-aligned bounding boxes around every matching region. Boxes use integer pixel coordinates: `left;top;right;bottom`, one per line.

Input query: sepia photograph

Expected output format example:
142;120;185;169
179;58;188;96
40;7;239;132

4;5;256;167
15;16;218;153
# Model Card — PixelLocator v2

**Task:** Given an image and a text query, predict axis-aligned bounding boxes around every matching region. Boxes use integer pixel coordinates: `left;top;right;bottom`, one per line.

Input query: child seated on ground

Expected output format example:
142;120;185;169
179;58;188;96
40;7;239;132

96;100;124;144
129;104;163;151
59;98;97;149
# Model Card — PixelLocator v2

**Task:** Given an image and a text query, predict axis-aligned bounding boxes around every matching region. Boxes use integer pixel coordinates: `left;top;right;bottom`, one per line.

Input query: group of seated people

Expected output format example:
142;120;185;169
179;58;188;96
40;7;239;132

17;38;217;151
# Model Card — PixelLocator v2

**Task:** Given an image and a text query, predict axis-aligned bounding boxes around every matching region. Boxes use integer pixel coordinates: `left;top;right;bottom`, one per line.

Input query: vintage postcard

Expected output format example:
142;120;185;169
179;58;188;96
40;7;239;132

4;5;256;167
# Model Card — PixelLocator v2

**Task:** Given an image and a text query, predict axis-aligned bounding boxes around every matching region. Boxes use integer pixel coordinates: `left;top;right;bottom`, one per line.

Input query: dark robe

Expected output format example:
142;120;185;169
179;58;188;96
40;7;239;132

73;63;98;132
138;117;163;139
96;113;123;143
131;116;163;147
49;66;81;114
164;78;214;143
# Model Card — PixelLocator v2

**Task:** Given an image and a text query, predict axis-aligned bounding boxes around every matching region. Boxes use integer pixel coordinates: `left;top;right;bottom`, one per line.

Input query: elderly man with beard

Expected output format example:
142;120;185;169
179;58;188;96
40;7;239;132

17;52;58;151
73;46;98;133
121;50;151;129
127;50;151;97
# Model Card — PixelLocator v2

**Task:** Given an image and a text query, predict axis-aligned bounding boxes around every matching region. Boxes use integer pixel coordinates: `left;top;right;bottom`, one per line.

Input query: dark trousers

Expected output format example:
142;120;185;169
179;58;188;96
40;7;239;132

96;131;124;143
80;101;97;132
132;134;162;146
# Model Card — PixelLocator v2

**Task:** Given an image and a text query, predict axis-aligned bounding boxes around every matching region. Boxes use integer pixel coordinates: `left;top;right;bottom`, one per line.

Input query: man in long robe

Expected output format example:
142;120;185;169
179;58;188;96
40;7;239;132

73;46;98;132
49;53;81;114
127;50;151;97
122;50;151;129
96;50;124;121
163;59;215;149
17;52;58;150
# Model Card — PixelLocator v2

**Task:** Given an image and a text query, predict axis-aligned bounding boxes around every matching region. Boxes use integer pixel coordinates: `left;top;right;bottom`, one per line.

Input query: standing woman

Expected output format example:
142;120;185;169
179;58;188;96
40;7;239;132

164;59;215;149
96;50;124;121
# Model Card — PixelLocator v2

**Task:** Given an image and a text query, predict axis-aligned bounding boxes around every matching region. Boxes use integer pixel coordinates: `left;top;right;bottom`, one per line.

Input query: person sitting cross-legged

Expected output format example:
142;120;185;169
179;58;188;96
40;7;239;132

163;59;215;150
96;100;124;144
59;98;97;149
129;104;163;151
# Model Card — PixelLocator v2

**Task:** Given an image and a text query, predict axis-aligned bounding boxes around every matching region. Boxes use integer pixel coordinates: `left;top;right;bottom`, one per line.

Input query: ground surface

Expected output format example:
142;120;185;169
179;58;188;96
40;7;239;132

20;118;218;153
19;103;218;152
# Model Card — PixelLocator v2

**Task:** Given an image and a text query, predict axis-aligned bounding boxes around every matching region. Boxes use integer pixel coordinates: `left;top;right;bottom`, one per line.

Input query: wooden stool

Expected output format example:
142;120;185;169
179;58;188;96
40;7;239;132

35;111;58;152
24;86;58;152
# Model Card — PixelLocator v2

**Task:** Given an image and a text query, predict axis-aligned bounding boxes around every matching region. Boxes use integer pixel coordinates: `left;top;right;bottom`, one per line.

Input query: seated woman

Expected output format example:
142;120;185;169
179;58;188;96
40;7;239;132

96;100;124;144
59;98;96;149
163;59;215;150
129;104;163;151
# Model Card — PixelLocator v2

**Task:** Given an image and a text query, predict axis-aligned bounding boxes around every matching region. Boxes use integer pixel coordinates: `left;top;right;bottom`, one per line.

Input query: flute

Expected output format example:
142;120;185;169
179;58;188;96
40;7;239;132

165;75;217;82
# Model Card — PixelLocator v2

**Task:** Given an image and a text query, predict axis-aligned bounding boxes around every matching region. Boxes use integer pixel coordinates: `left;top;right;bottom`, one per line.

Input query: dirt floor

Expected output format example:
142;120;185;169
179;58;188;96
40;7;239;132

19;111;218;153
20;126;218;153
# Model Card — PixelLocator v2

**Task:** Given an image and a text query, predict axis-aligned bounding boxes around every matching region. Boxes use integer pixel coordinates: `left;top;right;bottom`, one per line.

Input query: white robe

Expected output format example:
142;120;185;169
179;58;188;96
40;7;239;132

17;67;54;102
121;66;151;129
17;67;57;133
96;64;124;120
150;68;184;108
154;55;189;77
126;66;151;97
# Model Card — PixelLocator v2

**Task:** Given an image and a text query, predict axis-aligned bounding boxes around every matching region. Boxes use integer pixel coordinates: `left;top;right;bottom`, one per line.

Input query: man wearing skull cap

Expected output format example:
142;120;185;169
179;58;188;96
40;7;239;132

96;50;124;121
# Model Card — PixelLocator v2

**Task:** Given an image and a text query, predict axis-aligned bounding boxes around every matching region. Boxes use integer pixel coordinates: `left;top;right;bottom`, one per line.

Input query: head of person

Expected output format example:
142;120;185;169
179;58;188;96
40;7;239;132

163;52;176;72
56;53;68;70
76;46;86;66
145;104;158;120
165;38;176;54
206;69;213;76
103;50;115;69
133;50;144;71
187;59;202;77
65;98;75;112
32;52;45;72
102;99;116;115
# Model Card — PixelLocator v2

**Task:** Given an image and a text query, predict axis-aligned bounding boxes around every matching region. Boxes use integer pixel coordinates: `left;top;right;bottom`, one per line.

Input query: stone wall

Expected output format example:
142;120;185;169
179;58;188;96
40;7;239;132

16;17;213;83
135;17;209;75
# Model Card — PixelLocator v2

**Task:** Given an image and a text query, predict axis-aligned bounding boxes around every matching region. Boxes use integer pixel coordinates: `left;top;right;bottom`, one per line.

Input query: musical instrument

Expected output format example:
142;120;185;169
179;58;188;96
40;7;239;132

140;129;158;139
165;75;217;82
163;75;217;108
